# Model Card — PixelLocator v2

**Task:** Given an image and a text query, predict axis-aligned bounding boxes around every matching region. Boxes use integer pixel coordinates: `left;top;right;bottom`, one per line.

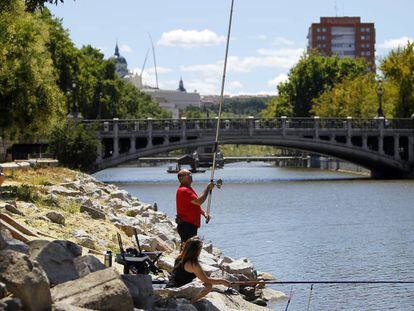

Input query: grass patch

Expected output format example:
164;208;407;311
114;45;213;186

6;167;77;186
60;200;81;214
0;184;40;202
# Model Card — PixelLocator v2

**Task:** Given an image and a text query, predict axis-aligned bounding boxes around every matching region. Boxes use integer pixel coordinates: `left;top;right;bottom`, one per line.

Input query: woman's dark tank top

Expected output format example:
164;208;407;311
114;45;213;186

166;258;196;288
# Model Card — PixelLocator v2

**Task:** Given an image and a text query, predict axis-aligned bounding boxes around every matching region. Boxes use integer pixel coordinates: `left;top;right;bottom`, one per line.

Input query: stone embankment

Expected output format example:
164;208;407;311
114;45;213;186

0;169;286;310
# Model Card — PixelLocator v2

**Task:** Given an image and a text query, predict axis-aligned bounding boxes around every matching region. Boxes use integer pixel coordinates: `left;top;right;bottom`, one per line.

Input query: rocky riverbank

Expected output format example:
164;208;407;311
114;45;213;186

0;167;287;310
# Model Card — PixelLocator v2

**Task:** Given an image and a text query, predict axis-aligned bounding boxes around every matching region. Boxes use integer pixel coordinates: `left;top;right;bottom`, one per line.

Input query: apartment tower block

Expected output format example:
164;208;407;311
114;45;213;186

307;17;375;69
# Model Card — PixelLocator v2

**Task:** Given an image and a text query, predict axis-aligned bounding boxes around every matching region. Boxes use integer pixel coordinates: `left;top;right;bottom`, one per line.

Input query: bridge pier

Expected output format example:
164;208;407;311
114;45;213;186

409;136;414;162
113;120;119;158
130;137;136;154
394;134;401;160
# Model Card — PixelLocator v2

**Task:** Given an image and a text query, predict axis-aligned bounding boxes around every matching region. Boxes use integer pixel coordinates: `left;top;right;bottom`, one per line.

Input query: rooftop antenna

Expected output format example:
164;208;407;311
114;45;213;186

148;33;159;89
334;0;338;17
140;48;150;77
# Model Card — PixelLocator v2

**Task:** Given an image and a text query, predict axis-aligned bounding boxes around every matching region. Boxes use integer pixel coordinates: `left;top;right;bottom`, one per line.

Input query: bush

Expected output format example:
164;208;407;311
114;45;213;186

48;121;100;172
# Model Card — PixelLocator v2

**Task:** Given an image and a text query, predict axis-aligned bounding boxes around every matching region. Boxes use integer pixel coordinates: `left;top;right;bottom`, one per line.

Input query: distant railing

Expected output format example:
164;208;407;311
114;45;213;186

82;117;414;133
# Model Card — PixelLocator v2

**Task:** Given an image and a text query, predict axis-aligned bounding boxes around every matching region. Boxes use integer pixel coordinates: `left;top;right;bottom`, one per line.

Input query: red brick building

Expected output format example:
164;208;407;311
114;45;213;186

307;17;375;69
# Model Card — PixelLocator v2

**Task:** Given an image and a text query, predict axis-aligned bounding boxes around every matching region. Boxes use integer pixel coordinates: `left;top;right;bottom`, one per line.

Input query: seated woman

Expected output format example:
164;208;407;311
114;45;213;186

167;236;231;303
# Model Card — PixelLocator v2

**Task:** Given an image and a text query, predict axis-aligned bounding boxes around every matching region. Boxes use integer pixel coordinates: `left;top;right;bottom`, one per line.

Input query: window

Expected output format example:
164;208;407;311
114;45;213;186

361;35;370;40
317;28;321;32
322;27;327;32
317;35;326;41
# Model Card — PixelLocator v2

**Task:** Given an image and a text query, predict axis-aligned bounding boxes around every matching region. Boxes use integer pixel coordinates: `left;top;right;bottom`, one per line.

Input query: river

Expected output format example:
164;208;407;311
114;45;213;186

93;162;414;310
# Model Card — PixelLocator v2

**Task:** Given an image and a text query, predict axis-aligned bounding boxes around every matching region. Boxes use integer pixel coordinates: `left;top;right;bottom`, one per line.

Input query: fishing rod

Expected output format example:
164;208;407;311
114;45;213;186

206;0;235;223
231;280;414;285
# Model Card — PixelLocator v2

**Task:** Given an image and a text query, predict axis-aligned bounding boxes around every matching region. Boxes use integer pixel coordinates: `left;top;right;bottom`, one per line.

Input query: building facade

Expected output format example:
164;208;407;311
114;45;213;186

307;17;375;68
109;44;201;118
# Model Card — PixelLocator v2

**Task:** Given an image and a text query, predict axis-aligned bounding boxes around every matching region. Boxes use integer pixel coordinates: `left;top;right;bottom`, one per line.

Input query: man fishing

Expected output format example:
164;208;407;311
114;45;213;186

176;169;214;244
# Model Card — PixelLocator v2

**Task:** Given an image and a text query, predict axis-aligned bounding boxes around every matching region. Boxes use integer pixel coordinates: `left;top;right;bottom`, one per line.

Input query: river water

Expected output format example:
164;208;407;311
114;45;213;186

94;163;414;310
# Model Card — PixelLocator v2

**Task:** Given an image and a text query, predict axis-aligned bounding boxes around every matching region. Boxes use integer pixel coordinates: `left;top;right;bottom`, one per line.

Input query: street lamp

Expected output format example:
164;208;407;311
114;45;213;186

376;80;384;118
72;82;77;116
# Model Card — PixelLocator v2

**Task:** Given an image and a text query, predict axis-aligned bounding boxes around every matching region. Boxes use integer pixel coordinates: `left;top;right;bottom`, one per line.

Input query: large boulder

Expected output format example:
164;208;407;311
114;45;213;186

157;255;176;274
0;229;29;254
121;274;154;309
53;303;93;311
79;205;105;220
155;281;204;300
28;240;82;285
0;250;52;311
73;255;106;278
195;291;271;311
221;258;257;280
51;267;134;311
135;234;174;253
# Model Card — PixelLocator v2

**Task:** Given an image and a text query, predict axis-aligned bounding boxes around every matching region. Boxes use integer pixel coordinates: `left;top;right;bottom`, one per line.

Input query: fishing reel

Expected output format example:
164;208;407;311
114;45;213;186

212;178;223;189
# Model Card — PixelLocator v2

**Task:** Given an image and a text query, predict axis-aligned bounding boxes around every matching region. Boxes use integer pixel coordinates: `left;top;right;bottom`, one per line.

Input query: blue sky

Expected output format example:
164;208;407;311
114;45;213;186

48;0;414;95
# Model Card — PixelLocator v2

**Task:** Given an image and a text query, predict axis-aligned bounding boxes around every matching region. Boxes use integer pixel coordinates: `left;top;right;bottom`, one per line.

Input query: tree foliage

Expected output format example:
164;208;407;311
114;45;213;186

311;74;398;118
380;42;414;118
48;121;99;171
0;0;64;139
269;51;369;117
0;1;169;143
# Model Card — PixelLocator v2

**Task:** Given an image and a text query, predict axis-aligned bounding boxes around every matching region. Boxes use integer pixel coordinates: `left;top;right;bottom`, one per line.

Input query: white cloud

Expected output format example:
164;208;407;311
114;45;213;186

268;73;288;87
180;50;302;77
228;81;243;90
120;44;133;53
258;34;267;40
379;36;413;49
272;37;295;46
158;29;225;48
257;47;304;57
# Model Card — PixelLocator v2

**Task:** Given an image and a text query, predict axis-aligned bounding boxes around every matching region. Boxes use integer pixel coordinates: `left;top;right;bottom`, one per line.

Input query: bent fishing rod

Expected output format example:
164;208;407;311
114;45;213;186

206;0;235;223
230;280;414;285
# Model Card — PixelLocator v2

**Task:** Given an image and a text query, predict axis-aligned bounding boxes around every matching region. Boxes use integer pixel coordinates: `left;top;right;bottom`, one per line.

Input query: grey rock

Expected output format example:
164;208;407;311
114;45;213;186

157;255;176;274
28;240;82;285
46;211;65;225
108;198;130;209
4;203;23;216
73;255;106;278
0;250;52;311
53;303;93;311
51;267;134;311
260;288;287;301
195;291;270;311
110;189;131;201
0;229;29;254
76;237;96;250
121;274;154;309
47;186;81;197
0;297;23;311
155;281;204;300
221;258;257;280
79;205;105;220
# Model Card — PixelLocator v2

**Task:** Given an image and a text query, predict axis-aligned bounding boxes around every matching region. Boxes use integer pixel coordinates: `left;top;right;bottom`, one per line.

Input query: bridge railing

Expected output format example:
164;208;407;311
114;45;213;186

83;117;414;133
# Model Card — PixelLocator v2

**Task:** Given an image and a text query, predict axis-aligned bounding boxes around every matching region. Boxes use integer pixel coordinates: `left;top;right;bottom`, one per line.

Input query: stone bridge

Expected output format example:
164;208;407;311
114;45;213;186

85;117;414;178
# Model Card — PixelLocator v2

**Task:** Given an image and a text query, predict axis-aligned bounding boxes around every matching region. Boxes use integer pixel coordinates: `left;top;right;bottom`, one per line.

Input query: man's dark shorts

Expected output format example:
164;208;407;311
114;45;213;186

177;221;198;243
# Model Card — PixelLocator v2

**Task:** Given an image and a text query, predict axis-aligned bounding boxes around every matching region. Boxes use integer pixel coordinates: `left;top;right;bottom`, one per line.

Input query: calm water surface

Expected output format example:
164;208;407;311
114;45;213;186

94;163;414;310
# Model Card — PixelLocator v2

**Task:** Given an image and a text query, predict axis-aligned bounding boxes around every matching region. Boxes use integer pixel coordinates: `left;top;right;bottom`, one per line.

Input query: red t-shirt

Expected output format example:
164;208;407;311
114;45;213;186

176;185;202;228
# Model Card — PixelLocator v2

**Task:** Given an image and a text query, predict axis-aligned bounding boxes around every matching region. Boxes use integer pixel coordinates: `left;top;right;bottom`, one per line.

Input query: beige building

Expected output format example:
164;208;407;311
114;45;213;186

110;44;201;118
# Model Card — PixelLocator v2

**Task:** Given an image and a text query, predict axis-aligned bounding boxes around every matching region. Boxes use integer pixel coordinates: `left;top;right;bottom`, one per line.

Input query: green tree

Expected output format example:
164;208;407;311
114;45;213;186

380;42;414;118
270;51;369;117
260;96;293;118
0;0;64;139
311;74;398;118
48;121;99;171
